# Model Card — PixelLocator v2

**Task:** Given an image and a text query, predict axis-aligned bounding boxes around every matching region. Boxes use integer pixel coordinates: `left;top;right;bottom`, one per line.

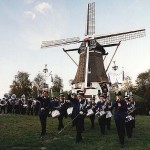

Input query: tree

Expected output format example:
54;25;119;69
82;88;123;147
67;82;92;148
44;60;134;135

10;71;32;98
52;75;63;93
33;73;45;89
122;76;133;91
32;73;46;97
136;70;150;97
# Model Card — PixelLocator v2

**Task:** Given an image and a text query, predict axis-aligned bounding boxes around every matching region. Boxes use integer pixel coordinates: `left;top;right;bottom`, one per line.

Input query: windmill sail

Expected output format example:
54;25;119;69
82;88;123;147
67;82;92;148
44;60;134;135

41;37;80;48
85;2;95;36
96;29;145;45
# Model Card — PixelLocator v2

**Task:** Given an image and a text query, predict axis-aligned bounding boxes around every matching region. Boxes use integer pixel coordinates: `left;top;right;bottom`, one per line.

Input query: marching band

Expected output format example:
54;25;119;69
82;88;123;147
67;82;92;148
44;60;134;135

0;90;136;147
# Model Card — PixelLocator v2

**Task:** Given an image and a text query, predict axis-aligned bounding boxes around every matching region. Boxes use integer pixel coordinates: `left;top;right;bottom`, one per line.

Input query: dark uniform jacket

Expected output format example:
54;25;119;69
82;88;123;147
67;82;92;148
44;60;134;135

113;99;127;120
55;99;67;117
38;96;51;116
87;102;97;113
70;98;80;118
96;101;106;111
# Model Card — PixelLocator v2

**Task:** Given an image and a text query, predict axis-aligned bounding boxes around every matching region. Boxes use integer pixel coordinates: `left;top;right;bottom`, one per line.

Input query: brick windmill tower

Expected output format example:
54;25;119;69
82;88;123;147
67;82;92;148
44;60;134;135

41;2;145;99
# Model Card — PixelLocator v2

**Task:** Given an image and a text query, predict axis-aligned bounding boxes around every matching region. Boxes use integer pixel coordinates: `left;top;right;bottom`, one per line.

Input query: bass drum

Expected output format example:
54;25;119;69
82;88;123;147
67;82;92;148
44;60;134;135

87;109;94;117
52;110;60;118
67;107;73;116
106;111;112;118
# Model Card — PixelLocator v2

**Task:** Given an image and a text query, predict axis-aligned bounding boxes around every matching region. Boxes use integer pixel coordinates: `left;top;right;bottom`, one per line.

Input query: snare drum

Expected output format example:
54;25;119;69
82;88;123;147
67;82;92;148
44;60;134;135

106;111;112;118
95;111;100;117
23;104;28;108
52;110;60;118
87;109;94;117
67;107;73;116
99;110;106;117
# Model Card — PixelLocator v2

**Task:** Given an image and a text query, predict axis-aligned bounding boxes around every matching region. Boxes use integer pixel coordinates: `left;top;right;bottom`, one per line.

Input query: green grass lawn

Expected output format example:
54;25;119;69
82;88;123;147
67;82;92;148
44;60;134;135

0;114;150;150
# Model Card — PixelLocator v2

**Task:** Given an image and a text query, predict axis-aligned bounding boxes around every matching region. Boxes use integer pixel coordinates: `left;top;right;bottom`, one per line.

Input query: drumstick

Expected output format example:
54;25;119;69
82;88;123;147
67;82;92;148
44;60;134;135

57;113;80;135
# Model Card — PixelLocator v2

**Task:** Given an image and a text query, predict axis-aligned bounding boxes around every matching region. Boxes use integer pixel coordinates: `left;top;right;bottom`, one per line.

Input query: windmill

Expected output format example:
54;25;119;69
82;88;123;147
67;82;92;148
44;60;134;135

41;2;145;99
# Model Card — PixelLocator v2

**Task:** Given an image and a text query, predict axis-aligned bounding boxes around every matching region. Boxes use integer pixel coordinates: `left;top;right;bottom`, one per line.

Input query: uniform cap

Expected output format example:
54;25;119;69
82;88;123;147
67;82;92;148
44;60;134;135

59;93;64;97
77;91;84;97
115;91;122;96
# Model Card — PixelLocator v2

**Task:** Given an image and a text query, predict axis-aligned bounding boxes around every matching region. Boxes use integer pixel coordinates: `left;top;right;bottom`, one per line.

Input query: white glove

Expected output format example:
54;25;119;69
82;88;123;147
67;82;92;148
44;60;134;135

41;107;45;111
79;111;83;115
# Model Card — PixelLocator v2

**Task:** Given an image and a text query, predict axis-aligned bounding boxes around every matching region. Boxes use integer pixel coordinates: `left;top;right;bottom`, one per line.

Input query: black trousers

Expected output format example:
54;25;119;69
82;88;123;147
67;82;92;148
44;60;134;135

106;117;111;130
18;106;23;114
115;119;125;145
98;115;106;134
27;107;33;115
71;115;76;127
75;115;84;142
58;115;64;130
1;106;6;114
90;114;95;128
126;121;133;138
39;115;47;135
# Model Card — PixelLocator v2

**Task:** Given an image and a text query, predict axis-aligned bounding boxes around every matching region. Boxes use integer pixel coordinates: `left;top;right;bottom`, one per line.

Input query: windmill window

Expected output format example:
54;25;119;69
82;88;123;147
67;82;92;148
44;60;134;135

88;68;91;73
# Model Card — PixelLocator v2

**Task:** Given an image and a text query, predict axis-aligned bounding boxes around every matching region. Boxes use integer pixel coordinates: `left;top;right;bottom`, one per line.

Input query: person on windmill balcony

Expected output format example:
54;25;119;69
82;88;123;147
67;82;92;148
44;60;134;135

112;91;127;148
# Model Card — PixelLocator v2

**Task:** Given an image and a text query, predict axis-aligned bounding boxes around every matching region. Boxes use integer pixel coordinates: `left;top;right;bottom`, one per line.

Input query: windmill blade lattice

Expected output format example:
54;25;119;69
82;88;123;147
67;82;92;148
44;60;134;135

96;29;145;46
41;37;80;48
86;2;95;36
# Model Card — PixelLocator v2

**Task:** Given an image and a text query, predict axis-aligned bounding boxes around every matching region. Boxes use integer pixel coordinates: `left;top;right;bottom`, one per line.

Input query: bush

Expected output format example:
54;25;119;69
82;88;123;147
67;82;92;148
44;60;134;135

135;101;150;115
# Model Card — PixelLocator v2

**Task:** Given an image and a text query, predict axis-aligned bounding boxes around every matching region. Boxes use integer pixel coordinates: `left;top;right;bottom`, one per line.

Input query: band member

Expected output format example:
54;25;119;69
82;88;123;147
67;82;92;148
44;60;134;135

96;94;107;135
130;96;136;128
11;99;16;114
74;91;88;143
125;96;134;138
113;91;127;148
56;93;67;131
27;97;33;115
7;99;12;114
38;91;50;137
70;93;78;127
35;99;40;116
18;98;23;114
0;98;6;114
87;97;96;129
105;96;112;130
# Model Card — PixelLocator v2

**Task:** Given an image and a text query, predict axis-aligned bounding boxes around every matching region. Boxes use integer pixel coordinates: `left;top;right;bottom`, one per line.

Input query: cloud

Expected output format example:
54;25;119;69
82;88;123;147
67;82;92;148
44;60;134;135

24;0;37;4
34;2;52;14
24;11;36;20
23;2;52;20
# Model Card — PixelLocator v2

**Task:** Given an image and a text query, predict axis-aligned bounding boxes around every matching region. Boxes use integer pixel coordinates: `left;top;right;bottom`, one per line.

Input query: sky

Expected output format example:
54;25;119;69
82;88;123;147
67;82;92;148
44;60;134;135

0;0;150;98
